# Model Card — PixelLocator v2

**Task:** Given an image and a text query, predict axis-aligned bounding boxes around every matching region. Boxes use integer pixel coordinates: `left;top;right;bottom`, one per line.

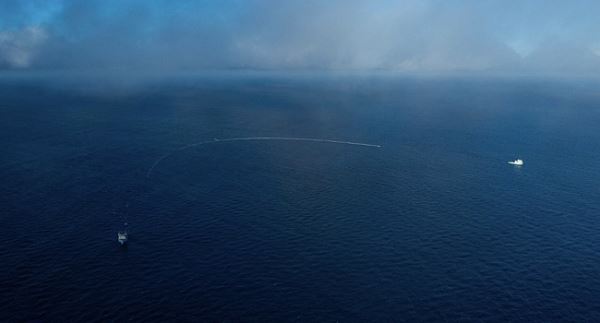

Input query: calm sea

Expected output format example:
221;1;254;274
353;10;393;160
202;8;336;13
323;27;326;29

1;72;600;321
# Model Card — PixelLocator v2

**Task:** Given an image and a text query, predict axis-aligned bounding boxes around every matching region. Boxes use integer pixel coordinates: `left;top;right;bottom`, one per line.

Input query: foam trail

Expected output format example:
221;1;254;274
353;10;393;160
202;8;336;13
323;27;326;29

146;137;381;178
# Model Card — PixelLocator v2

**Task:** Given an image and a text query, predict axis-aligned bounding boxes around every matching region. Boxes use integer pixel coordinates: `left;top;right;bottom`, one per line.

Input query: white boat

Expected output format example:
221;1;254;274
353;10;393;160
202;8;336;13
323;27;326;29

117;231;128;245
508;158;524;166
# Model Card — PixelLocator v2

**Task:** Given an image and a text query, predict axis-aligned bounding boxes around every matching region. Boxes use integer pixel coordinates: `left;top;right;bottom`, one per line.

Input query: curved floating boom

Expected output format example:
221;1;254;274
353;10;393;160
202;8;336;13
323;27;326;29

146;136;382;178
215;137;381;147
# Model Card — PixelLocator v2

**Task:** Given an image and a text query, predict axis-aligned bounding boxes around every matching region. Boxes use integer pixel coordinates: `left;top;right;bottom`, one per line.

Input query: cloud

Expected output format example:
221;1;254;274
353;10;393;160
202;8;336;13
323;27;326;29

525;39;600;74
0;26;48;68
0;0;599;74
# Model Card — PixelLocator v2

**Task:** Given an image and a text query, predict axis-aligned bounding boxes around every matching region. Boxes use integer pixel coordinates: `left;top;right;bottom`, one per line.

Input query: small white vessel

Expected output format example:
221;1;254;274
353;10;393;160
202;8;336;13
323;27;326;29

117;231;128;245
508;158;524;166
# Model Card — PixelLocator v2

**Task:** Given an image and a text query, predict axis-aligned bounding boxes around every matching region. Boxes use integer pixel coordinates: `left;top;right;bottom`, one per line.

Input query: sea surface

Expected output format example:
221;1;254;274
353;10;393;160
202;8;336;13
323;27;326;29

1;72;600;321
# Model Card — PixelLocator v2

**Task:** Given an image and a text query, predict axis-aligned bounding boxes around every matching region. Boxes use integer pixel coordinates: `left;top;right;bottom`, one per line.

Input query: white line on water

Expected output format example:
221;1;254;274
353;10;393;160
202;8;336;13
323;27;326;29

146;136;381;178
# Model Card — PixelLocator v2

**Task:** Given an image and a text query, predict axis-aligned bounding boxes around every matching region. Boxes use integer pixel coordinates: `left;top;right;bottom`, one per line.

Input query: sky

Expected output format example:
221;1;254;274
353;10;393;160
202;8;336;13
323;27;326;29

1;0;600;75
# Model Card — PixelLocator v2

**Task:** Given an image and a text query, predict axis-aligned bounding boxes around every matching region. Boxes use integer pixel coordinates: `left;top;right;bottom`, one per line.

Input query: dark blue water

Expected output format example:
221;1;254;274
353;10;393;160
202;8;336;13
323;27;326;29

1;73;600;321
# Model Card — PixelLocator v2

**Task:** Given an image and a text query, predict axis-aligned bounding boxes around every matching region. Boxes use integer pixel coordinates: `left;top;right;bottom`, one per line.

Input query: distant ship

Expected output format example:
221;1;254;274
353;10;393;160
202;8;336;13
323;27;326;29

118;231;128;245
508;158;524;166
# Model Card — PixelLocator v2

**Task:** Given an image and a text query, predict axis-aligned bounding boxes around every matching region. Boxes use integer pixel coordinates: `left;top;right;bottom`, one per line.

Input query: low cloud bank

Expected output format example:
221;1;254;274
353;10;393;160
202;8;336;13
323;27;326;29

1;0;599;75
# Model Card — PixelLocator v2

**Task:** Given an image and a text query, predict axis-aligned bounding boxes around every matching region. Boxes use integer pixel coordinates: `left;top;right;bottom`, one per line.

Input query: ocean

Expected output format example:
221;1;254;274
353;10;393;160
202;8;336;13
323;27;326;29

1;72;600;321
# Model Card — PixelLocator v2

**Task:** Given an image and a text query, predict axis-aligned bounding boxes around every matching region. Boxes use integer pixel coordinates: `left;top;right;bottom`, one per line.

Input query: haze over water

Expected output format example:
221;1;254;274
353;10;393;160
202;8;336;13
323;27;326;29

1;73;600;321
